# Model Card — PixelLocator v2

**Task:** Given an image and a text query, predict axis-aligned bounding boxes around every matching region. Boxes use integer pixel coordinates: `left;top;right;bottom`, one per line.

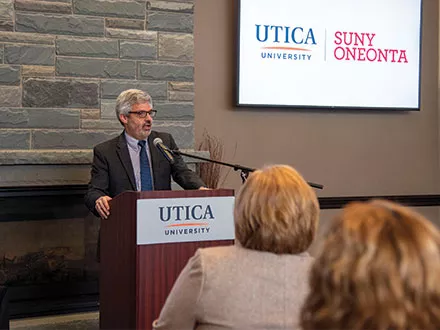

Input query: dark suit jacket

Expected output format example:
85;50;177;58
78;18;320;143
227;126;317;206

84;130;205;217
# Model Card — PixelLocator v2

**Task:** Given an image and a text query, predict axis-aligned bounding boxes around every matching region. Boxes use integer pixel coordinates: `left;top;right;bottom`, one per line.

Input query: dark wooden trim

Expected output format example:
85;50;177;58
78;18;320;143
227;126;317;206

1;185;440;222
318;194;440;209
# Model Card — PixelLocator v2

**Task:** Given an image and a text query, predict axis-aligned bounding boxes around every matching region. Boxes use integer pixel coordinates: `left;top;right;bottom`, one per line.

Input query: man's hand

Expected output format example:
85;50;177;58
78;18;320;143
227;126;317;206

95;195;112;219
198;187;211;190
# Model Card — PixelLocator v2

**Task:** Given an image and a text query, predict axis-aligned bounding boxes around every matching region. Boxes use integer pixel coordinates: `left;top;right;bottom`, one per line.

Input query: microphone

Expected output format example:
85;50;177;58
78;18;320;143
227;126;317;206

153;137;175;165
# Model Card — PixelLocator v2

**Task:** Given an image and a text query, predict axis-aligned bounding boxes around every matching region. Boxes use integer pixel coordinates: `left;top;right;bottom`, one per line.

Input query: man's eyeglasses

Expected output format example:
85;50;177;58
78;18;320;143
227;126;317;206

128;110;157;118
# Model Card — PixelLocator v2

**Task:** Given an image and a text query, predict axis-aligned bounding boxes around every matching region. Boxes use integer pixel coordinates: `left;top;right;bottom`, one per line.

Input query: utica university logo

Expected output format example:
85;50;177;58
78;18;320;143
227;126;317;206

255;24;317;61
159;204;214;236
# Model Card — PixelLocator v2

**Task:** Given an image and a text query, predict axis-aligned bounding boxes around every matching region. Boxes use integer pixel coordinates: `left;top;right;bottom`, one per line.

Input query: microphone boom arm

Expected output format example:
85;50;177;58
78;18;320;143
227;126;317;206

170;149;323;189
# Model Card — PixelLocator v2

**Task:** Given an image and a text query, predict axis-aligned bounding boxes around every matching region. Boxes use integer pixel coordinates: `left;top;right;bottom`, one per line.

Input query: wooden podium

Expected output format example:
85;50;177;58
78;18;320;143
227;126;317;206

99;189;235;329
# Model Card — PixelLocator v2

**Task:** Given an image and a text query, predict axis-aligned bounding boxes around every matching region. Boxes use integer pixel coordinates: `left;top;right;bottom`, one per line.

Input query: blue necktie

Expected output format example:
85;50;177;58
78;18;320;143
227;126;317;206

138;140;153;191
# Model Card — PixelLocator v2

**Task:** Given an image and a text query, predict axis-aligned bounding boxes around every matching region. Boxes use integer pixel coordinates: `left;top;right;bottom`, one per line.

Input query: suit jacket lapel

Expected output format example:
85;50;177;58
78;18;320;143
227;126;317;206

116;133;136;190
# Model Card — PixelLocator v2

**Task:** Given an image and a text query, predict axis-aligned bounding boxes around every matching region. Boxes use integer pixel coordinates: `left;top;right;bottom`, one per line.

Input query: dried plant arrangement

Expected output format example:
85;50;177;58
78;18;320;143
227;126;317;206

196;130;235;188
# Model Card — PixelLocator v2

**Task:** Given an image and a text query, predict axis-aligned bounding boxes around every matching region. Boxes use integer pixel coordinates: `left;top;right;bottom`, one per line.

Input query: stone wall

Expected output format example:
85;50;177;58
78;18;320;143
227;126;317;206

0;0;196;186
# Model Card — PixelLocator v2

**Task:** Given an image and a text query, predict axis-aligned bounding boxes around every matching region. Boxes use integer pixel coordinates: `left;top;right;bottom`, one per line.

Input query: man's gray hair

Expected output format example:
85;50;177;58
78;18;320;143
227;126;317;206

115;89;153;123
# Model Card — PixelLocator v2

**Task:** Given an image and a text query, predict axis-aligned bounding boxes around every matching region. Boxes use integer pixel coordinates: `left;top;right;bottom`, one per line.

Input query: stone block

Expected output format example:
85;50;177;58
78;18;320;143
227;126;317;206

105;18;144;30
120;41;156;60
0;151;92;166
0;165;93;188
4;44;54;65
0;163;92;185
0;20;13;31
106;28;157;41
0;86;21;107
139;62;193;81
23;78;99;108
56;37;118;58
16;13;104;37
56;57;136;79
73;0;145;18
154;102;193;120
147;1;194;13
159;33;193;61
0;45;3;63
154;121;193;148
0;31;54;44
100;100;115;118
81;109;100;120
101;80;167;99
169;91;194;102
0;131;29;149
168;81;194;91
0;108;80;128
0;65;20;85
34;0;71;2
32;130;120;149
148;11;193;33
15;0;72;14
22;65;55;77
0;0;13;19
81;119;122;130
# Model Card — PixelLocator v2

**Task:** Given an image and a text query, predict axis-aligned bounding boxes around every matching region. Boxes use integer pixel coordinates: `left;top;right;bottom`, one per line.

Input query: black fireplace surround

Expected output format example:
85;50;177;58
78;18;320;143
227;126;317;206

1;185;440;319
0;185;98;319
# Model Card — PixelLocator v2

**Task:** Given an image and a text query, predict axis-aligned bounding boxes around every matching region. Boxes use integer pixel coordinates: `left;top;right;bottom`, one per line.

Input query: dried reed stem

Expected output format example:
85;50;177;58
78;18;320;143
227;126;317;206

196;130;224;189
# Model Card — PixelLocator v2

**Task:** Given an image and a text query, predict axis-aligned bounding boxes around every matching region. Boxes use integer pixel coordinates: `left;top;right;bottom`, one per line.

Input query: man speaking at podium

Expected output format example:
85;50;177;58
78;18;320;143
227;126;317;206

84;89;206;220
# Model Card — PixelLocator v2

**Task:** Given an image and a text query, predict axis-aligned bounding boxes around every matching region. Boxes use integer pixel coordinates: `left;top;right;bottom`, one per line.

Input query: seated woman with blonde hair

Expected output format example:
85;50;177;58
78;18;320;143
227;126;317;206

153;164;320;330
301;199;440;330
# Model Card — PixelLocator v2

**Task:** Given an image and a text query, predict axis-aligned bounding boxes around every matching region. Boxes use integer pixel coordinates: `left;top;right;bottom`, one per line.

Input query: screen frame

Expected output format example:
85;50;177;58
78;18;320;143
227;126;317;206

235;0;423;111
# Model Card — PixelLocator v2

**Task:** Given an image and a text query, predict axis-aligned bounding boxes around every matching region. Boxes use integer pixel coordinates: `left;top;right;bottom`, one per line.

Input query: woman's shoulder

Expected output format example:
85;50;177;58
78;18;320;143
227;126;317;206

196;244;238;259
193;245;244;268
197;244;314;260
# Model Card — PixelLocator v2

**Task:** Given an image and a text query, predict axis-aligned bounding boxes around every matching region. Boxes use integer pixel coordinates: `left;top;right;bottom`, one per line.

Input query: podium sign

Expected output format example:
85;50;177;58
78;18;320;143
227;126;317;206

137;196;235;245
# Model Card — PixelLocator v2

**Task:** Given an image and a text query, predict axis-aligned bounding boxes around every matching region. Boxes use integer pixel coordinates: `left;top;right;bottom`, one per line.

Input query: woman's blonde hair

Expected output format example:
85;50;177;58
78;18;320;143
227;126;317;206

234;164;319;254
301;200;440;330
